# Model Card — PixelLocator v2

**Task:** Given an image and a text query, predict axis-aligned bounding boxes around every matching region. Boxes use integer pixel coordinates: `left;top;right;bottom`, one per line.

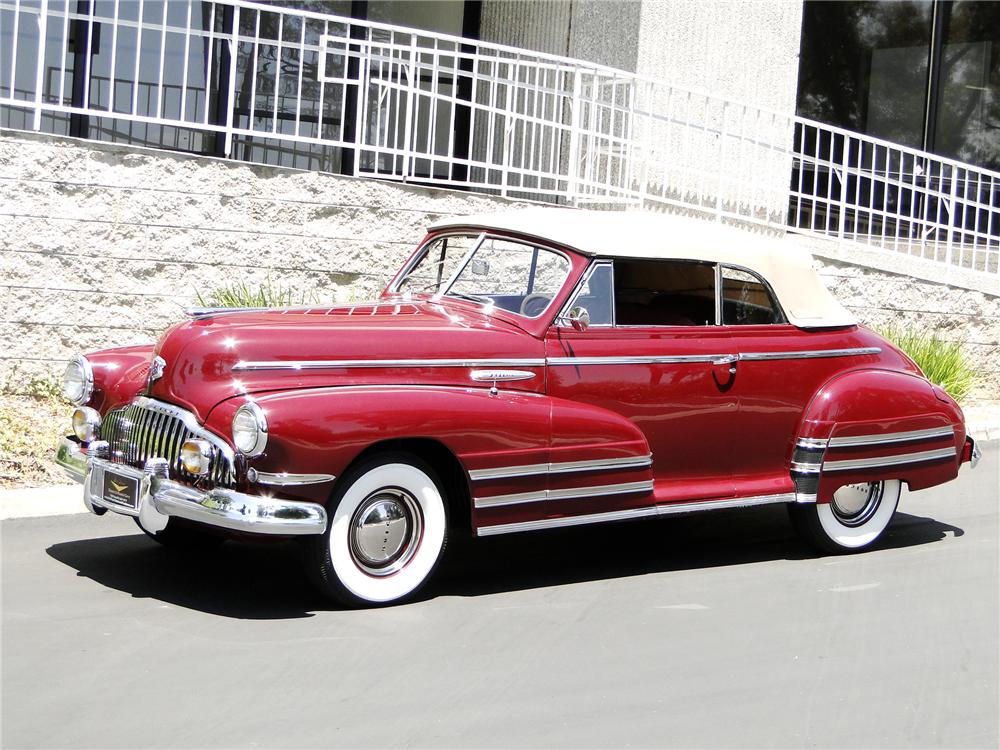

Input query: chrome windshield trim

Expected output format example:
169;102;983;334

233;358;547;371
469;455;653;481
822;447;957;472
827;426;956;447
250;471;336;486
476;492;799;535
739;347;881;361
474;480;653;509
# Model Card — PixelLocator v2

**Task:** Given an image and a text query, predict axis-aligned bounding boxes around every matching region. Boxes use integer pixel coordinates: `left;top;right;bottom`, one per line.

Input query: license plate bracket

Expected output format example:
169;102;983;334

102;470;139;510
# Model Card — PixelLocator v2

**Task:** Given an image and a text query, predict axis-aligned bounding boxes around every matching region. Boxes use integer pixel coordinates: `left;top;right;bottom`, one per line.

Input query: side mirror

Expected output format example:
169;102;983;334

566;306;590;332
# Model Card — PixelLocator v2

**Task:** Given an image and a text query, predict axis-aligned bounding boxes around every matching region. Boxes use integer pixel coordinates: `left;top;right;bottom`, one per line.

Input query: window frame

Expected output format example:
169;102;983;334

555;258;789;330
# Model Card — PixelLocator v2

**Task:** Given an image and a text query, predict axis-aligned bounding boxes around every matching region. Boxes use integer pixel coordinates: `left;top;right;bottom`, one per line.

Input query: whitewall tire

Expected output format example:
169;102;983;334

789;480;901;553
302;453;448;607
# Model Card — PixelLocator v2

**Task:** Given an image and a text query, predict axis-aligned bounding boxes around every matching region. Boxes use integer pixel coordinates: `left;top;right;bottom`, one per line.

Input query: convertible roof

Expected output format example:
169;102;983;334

430;208;855;329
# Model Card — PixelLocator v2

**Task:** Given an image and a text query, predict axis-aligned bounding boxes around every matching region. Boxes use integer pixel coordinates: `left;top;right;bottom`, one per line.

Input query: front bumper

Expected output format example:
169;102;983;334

55;437;327;535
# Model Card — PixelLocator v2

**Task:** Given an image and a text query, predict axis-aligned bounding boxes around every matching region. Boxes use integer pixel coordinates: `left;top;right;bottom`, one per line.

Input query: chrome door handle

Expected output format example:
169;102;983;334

712;354;739;366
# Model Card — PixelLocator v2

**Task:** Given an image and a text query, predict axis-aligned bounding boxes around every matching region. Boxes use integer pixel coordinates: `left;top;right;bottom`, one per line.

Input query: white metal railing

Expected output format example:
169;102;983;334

1;0;998;278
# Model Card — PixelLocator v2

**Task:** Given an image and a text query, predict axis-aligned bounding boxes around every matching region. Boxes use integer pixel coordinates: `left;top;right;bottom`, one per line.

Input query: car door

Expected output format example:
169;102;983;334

545;258;738;509
718;265;875;497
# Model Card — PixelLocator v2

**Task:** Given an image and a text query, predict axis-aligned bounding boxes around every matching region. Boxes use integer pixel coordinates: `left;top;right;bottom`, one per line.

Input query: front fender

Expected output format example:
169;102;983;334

794;369;966;502
205;385;651;517
84;345;155;414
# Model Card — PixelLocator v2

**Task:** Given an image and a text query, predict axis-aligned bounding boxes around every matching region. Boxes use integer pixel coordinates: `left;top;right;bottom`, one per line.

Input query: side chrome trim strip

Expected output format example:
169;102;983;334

250;471;336;486
233;348;880;372
827;426;955;447
822;447;957;472
233;358;546;371
474;480;653;509
795;437;830;449
469;454;653;481
546;354;728;366
738;347;881;361
476;492;800;535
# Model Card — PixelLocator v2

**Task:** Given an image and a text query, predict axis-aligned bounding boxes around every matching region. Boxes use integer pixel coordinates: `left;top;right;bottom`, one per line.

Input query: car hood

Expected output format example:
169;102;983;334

146;299;544;419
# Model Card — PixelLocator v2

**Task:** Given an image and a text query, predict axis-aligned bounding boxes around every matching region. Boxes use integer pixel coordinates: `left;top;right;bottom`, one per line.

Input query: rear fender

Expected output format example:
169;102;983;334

791;369;966;503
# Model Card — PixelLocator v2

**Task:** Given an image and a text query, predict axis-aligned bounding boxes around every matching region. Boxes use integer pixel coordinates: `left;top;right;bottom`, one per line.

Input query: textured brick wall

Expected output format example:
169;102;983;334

0;131;519;385
2;130;996;399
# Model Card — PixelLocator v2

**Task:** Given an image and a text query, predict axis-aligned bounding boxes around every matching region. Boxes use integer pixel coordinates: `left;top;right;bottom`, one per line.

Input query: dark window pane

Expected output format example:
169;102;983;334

613;260;715;327
721;267;783;325
933;1;1000;170
797;1;933;148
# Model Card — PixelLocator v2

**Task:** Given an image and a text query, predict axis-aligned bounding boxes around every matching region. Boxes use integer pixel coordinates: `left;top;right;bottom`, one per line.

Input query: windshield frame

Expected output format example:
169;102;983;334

389;231;575;320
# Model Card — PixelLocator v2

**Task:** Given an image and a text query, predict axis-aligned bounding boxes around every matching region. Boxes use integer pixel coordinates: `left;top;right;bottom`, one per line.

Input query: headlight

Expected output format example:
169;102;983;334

180;439;212;475
232;402;267;457
62;356;93;405
71;406;102;442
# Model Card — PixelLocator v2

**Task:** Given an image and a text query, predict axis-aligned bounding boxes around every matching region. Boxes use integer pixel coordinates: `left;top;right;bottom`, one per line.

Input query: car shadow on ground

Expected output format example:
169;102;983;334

45;506;964;619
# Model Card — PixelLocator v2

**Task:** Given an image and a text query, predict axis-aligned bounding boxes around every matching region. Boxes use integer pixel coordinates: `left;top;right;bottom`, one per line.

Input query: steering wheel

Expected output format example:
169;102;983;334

519;293;552;317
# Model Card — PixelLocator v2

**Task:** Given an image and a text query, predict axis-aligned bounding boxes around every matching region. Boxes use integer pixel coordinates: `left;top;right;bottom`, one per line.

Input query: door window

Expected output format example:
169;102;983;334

613;259;716;326
720;266;784;325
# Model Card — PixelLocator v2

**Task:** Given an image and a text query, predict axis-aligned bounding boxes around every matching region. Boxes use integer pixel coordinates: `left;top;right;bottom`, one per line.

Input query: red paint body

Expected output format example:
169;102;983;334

78;228;972;535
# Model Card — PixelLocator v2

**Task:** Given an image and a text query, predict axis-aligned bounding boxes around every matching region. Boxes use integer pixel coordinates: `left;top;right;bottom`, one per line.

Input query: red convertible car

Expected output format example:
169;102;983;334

55;209;980;606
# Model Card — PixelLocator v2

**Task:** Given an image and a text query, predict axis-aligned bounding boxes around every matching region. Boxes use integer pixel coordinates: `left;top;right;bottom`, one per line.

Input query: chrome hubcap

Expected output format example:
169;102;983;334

349;488;422;577
831;482;883;527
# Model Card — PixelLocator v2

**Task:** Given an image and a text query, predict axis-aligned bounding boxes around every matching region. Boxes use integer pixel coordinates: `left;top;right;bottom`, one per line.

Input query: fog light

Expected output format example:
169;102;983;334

71;407;102;442
180;439;212;475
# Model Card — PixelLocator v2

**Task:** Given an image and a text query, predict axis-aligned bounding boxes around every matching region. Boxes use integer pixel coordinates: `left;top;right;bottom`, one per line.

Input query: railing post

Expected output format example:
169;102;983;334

838;135;851;241
566;68;582;206
945;163;958;267
401;36;419;180
715;101;727;220
222;5;240;157
32;0;49;131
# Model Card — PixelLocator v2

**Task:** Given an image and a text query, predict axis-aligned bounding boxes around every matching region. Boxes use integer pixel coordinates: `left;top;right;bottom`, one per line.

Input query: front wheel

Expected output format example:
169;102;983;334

789;480;902;554
301;453;448;607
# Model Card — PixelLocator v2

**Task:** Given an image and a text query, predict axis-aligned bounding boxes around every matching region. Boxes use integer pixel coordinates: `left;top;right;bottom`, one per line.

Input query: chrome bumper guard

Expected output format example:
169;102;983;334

969;436;981;469
55;437;327;535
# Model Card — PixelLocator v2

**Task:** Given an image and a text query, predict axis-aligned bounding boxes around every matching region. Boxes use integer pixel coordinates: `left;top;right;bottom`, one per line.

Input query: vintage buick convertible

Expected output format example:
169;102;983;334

55;208;980;606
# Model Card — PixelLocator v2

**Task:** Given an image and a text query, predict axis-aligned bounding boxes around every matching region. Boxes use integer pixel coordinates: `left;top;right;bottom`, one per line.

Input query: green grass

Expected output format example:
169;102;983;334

195;277;317;308
878;325;976;402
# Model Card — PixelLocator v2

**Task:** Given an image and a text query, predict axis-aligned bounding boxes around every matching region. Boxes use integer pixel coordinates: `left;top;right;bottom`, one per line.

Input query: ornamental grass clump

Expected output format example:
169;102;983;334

878;325;976;403
195;277;315;308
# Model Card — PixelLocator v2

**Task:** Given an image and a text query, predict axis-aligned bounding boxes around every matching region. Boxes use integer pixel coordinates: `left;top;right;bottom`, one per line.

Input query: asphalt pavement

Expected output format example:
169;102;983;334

3;444;997;749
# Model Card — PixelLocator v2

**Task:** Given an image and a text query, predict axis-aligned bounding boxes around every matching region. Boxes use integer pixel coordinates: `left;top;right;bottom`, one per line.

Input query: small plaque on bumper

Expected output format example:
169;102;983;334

102;470;139;510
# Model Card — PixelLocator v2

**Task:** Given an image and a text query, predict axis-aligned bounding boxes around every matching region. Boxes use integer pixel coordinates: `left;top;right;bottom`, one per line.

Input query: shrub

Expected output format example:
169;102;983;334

878;325;976;402
195;277;316;308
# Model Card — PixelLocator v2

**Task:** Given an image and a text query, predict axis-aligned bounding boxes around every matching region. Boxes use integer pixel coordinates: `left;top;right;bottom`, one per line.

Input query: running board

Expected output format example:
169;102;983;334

476;492;800;536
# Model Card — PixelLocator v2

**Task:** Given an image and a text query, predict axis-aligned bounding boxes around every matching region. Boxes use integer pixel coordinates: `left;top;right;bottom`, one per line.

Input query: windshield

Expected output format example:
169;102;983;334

393;233;572;318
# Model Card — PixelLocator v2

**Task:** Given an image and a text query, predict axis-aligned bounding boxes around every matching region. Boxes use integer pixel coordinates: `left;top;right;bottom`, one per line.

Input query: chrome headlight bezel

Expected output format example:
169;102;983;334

62;356;94;406
232;402;268;457
71;406;102;442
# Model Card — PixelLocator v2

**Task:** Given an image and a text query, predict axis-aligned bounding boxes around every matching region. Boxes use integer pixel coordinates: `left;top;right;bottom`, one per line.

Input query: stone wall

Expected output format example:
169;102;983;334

813;257;999;400
2;130;996;400
0;130;520;386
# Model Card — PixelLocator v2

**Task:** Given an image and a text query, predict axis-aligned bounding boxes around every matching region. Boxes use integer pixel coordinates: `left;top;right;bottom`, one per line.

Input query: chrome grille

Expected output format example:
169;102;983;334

100;398;236;487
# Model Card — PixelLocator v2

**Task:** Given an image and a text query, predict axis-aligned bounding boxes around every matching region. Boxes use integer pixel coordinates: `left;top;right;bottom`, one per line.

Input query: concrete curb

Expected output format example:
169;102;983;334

0;484;87;520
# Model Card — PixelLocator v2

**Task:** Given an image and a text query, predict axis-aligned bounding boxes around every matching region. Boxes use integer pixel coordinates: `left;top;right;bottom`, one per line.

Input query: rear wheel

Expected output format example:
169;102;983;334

789;480;901;553
301;452;448;607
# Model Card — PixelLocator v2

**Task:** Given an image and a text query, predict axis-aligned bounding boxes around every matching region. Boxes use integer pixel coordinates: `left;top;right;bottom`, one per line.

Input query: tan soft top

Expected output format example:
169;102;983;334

430;208;854;329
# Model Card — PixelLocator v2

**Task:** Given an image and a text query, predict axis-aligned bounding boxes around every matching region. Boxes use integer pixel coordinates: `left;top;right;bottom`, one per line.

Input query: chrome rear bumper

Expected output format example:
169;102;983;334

55;437;327;535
